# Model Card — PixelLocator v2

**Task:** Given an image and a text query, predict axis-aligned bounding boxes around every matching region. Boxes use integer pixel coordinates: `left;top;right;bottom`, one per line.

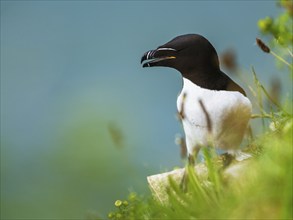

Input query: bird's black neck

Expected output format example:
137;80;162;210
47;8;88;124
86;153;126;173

182;69;246;96
182;69;229;91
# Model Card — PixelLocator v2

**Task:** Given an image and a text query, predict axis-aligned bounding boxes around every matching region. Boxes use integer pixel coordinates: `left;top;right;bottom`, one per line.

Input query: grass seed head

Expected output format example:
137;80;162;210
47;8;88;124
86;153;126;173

256;38;271;53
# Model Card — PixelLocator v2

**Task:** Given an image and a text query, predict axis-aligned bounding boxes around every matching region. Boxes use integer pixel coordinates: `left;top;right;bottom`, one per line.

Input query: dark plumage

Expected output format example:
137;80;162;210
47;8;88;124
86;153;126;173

141;34;246;95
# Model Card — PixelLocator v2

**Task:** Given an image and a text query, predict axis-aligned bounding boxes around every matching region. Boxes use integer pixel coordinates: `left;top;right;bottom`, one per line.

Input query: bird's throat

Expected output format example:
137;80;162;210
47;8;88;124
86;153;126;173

182;69;229;91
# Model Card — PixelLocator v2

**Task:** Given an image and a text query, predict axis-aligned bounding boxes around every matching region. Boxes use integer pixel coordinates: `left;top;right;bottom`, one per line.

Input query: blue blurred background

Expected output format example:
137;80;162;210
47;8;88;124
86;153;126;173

1;1;286;219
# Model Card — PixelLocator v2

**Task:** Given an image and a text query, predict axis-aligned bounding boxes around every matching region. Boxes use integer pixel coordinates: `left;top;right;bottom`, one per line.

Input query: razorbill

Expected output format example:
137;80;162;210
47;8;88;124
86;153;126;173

141;34;252;161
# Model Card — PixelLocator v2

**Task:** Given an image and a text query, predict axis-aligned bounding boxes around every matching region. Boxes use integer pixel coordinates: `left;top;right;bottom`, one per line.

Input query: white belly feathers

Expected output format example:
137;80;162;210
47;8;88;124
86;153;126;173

177;78;252;155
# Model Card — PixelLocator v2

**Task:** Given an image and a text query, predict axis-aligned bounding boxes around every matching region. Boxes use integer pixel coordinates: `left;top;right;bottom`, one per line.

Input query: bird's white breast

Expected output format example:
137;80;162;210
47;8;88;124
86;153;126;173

177;77;252;155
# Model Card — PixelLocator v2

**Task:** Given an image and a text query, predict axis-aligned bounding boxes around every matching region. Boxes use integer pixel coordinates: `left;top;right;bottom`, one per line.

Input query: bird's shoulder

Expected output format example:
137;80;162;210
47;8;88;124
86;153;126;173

177;78;251;116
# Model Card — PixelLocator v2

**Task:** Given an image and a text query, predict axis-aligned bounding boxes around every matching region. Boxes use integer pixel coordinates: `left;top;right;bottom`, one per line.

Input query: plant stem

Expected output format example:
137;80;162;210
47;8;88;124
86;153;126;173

251;67;290;116
252;67;266;130
270;50;293;69
287;48;293;58
251;114;273;119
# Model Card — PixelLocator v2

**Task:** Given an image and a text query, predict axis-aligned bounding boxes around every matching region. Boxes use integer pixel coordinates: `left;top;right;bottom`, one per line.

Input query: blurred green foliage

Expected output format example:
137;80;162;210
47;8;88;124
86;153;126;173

1;112;148;219
257;0;293;71
106;117;292;219
258;0;293;47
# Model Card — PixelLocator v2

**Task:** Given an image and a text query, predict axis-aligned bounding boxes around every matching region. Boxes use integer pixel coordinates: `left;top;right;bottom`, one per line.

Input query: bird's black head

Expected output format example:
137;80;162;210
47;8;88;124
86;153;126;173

141;34;247;95
141;34;220;76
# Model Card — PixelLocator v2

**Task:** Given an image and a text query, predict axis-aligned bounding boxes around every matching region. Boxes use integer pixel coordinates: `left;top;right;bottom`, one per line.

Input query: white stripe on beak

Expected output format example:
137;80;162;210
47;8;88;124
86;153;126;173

146;51;151;59
157;48;177;51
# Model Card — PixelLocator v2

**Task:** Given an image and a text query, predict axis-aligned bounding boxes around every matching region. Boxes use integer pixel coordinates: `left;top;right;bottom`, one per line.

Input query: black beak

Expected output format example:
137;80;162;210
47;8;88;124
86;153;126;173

141;48;177;68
